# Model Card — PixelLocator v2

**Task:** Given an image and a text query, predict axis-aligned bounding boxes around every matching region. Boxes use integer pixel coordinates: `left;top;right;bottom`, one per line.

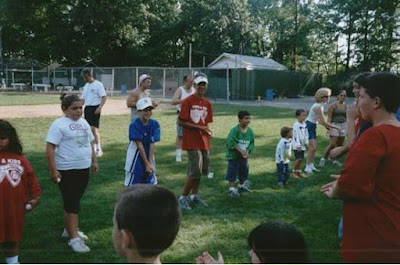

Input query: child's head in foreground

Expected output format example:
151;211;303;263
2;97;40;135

113;185;181;262
248;221;308;264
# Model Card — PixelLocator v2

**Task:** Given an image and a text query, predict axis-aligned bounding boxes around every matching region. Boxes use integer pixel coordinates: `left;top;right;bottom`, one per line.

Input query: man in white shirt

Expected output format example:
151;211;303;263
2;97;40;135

81;69;107;157
171;75;194;162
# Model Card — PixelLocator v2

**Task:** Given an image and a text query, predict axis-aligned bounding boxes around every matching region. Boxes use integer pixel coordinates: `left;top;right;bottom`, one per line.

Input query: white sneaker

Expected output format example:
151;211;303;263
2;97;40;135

332;160;343;167
304;167;313;174
68;237;90;253
319;158;326;167
62;229;89;241
312;166;321;172
96;149;103;157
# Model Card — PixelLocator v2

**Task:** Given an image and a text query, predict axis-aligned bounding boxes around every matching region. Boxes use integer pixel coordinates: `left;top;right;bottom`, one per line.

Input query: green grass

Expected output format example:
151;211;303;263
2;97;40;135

0;92;61;106
6;104;344;263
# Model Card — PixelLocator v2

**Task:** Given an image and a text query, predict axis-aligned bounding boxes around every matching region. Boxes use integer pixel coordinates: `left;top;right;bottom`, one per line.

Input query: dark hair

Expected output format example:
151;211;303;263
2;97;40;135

81;68;92;77
248;221;308;264
363;72;400;113
353;72;371;87
238;110;251;120
280;126;293;138
0;120;23;154
183;75;193;82
115;185;181;258
295;109;306;117
60;93;81;110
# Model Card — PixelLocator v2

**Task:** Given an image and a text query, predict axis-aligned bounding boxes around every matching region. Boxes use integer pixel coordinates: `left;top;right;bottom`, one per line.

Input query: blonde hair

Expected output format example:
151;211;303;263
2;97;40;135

314;88;332;102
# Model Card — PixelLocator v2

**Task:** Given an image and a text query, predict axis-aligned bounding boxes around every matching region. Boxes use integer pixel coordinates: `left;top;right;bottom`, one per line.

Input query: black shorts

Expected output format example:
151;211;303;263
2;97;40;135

84;105;101;128
294;150;305;160
58;168;90;214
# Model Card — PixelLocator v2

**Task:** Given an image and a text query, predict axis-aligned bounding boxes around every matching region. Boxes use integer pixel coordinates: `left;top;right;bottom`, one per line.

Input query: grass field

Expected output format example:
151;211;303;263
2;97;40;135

0;92;62;106
6;104;344;263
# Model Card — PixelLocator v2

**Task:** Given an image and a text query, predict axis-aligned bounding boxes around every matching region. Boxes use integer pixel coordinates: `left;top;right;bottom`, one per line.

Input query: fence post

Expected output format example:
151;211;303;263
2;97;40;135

53;67;56;90
226;66;230;103
135;68;139;87
112;68;115;94
71;69;73;86
31;66;34;91
11;71;14;86
5;66;8;87
163;68;166;101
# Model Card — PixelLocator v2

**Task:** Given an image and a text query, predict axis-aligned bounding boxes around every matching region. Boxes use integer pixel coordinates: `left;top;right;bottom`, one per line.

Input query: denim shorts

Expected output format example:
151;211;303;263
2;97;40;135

306;120;317;140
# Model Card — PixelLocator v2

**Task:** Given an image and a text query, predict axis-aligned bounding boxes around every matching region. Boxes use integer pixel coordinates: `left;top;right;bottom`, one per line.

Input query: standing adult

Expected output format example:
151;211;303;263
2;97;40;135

81;69;107;157
321;72;400;263
171;75;194;162
319;90;347;167
304;88;342;173
178;73;213;210
127;74;158;121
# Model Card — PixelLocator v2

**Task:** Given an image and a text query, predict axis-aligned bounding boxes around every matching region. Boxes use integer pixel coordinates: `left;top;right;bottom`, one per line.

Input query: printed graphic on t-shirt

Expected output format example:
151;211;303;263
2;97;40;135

237;140;250;151
190;105;208;124
69;123;91;148
0;159;24;187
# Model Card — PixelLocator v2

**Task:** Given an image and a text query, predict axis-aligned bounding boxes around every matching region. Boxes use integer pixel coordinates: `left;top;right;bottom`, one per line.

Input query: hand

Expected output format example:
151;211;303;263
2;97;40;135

94;106;102;115
145;163;154;174
347;103;359;121
92;161;99;173
331;174;340;180
320;180;339;199
203;127;214;138
26;198;39;211
50;170;62;183
241;151;249;159
196;252;224;264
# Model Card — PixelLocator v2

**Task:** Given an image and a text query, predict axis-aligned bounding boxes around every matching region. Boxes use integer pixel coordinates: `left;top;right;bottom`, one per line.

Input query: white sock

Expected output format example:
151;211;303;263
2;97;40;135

5;256;18;264
97;143;102;150
94;144;99;150
176;149;182;156
229;187;236;191
311;163;315;168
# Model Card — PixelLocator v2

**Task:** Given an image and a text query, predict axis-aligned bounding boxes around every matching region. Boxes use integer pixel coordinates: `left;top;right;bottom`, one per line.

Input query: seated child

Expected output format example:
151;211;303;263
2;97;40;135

124;97;161;186
196;221;309;264
275;126;293;186
225;111;255;197
113;185;181;263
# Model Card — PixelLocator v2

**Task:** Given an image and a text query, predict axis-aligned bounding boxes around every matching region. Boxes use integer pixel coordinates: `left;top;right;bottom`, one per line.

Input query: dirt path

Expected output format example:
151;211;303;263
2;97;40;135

0;99;175;119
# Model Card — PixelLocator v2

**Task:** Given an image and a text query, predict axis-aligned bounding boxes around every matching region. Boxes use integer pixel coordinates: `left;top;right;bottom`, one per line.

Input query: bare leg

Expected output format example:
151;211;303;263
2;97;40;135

337;136;345;147
65;212;79;239
293;158;302;171
182;179;193;196
176;136;182;150
191;179;201;195
306;140;317;165
91;126;100;147
323;136;339;159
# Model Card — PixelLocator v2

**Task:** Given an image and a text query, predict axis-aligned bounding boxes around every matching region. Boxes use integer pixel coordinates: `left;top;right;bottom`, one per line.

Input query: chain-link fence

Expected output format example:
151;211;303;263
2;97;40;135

2;66;322;100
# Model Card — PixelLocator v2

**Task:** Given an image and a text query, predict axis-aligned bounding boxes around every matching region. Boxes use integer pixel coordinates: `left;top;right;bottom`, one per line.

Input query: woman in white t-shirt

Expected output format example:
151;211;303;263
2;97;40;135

46;94;98;254
305;88;342;174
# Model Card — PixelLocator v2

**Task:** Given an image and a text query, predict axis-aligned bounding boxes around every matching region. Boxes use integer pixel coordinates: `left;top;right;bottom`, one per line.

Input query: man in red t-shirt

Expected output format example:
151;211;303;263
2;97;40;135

178;73;213;210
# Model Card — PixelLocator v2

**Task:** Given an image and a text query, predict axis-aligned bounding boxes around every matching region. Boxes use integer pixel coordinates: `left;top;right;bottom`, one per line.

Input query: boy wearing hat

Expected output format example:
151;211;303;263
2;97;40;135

124;97;161;186
178;73;213;210
127;74;159;121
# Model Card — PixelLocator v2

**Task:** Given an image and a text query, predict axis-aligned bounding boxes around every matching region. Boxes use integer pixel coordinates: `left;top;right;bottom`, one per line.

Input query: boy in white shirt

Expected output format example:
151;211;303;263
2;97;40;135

275;126;293;186
292;109;309;178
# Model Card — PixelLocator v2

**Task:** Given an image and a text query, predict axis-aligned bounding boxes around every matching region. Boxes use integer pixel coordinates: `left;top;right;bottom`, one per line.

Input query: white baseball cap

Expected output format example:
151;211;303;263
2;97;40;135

136;97;154;111
139;74;151;85
194;75;208;84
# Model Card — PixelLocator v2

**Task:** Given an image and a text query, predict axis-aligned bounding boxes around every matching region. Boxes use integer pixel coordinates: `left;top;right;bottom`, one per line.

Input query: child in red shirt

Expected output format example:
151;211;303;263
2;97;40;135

178;73;213;210
0;120;41;264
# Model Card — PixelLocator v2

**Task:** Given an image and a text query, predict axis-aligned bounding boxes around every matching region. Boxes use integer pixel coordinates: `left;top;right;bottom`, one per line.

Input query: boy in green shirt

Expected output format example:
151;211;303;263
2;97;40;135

225;111;255;197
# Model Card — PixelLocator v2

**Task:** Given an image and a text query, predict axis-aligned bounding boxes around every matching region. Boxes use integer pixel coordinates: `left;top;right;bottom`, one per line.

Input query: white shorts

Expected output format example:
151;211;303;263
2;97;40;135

329;122;347;137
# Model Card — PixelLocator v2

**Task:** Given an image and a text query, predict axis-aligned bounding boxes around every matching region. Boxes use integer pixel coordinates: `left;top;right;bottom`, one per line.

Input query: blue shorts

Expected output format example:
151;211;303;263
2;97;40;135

294;150;304;159
225;157;249;183
306;120;317;140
